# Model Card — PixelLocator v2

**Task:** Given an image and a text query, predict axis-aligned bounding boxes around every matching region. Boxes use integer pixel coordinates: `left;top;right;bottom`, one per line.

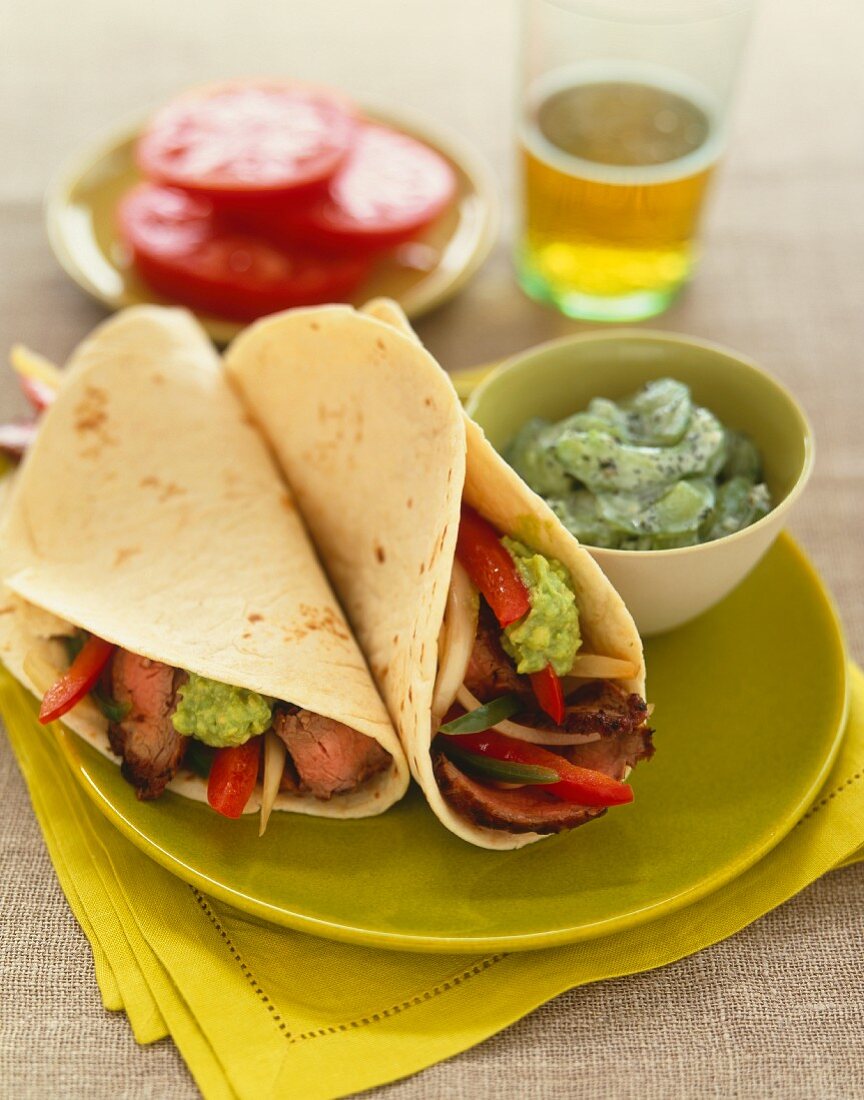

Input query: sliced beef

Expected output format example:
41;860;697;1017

464;608;646;739
527;680;650;738
466;608;648;741
496;687;650;742
463;602;531;702
278;751;302;794
563;722;654;773
273;708;390;800
434;692;654;835
433;755;605;835
107;650;187;800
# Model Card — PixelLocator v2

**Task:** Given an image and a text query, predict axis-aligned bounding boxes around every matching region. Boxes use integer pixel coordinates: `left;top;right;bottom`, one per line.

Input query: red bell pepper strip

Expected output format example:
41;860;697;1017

529;664;566;726
455;505;530;627
39;636;116;724
19;375;56;412
456;506;569;723
207;737;262;819
440;729;633;807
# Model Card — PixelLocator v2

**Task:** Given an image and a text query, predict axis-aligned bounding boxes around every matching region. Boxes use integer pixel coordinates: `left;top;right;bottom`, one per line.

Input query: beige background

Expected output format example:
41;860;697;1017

2;0;863;1096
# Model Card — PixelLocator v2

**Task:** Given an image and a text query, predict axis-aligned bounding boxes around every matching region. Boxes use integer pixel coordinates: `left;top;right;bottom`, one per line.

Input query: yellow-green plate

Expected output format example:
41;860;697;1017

44;106;499;342
55;533;847;952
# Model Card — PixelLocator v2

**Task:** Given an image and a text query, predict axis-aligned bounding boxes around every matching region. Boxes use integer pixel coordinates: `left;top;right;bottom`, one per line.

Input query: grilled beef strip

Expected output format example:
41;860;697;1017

564;680;649;734
273;707;391;800
278;750;302;793
434;754;605;834
105;648;390;803
107;650;188;800
525;680;650;738
434;721;653;835
560;722;654;772
465;602;648;737
463;602;532;702
438;595;654;832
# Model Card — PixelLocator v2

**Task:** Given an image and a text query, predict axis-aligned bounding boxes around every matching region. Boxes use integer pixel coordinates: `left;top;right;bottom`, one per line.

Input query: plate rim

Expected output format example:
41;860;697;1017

43;102;500;340
55;532;849;953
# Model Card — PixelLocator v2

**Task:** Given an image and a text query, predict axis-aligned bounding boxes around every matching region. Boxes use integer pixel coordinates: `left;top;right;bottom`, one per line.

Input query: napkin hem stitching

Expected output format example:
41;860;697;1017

191;888;292;1038
191;885;510;1046
289;954;509;1044
796;770;864;824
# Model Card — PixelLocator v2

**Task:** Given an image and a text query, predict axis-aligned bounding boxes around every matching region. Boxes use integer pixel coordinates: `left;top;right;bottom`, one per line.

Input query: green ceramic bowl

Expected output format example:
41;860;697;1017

466;331;814;635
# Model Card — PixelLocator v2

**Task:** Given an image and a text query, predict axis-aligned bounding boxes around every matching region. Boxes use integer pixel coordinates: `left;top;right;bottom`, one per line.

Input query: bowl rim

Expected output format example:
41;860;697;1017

466;327;815;559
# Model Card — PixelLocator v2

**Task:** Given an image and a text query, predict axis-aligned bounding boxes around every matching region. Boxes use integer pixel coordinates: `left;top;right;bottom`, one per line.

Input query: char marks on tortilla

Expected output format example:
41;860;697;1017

0;306;408;819
224;301;645;848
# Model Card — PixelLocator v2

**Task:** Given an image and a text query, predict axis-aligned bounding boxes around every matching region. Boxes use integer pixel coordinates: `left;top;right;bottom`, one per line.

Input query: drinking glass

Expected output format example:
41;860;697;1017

516;0;755;321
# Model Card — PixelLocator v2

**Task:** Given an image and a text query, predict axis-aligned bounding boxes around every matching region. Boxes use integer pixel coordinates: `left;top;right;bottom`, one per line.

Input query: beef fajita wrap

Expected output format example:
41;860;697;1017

225;301;653;850
0;307;408;829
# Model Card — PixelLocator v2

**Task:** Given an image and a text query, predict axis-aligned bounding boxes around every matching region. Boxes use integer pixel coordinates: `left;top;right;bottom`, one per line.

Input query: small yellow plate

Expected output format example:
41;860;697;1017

45;106;499;342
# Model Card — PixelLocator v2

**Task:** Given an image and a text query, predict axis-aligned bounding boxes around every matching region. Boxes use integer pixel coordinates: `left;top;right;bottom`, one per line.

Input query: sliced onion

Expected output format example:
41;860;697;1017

432;561;478;722
259;729;287;837
23;648;57;695
455;684;600;747
569;654;638;680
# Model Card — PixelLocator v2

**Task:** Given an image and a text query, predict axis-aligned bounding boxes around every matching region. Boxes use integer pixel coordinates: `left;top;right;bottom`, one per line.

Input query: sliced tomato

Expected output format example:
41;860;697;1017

118;184;370;322
207;737;262;819
529;664;565;726
136;81;357;199
455;505;530;627
39;636;115;724
235;123;457;252
443;730;633;807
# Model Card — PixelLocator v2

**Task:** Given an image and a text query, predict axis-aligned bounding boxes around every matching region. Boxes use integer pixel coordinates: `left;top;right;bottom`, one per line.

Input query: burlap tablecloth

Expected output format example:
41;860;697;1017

2;0;862;1095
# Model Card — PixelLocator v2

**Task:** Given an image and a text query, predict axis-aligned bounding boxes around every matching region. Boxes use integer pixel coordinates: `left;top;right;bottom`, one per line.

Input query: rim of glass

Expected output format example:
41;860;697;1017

530;0;753;26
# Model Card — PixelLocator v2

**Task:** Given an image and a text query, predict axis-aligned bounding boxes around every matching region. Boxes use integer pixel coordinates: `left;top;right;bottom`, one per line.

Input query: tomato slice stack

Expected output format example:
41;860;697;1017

120;81;458;321
119;184;371;323
137;82;359;199
235;123;457;252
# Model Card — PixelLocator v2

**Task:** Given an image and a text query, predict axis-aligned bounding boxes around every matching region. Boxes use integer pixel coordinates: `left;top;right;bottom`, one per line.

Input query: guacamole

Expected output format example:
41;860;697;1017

172;673;273;748
500;538;581;676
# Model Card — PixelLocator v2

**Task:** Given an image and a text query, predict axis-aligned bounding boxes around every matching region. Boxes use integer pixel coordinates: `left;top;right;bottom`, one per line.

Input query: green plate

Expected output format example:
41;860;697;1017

44;106;499;343
56;533;848;952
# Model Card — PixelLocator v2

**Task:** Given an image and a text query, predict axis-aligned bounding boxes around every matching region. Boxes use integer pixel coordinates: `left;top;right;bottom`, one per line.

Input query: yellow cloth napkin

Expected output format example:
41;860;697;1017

3;665;864;1100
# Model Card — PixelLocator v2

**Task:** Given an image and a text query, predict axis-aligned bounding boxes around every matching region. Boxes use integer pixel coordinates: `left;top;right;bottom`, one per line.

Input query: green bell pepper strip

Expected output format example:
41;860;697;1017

440;739;559;785
439;694;522;735
91;689;130;723
445;730;634;806
61;633;86;663
184;739;216;779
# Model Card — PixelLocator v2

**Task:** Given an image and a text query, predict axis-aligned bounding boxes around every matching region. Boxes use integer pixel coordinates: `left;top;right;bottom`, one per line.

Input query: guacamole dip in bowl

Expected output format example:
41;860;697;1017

466;332;813;635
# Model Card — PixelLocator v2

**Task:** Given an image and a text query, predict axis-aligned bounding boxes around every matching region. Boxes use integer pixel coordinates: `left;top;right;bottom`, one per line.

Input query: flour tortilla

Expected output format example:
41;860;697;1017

225;302;645;848
0;306;408;817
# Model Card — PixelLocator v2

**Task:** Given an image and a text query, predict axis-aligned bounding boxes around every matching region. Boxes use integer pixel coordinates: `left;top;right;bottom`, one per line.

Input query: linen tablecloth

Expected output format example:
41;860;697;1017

2;0;863;1095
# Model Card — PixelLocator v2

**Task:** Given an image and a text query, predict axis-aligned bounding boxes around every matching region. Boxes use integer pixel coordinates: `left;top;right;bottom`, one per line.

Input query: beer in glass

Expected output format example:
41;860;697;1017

517;1;755;321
